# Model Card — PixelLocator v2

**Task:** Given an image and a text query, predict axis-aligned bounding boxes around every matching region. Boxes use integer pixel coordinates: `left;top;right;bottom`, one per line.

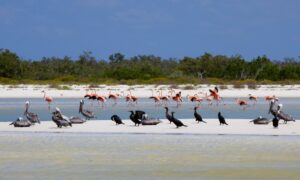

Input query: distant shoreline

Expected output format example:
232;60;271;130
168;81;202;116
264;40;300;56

0;84;300;98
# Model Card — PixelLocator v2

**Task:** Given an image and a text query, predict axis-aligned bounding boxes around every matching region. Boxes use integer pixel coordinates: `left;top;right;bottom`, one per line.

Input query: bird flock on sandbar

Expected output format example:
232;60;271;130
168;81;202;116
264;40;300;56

9;87;296;129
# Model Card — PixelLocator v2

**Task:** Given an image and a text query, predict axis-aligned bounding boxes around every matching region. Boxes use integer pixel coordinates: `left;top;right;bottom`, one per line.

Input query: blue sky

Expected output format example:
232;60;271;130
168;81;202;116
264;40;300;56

0;0;299;60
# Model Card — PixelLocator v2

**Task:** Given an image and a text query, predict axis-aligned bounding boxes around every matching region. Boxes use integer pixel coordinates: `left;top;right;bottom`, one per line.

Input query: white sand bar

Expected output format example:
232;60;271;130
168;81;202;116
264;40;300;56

1;119;299;136
1;84;300;98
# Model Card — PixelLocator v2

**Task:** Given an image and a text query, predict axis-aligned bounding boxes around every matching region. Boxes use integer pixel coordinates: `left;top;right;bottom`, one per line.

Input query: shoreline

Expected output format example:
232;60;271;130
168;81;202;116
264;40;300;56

1;84;300;98
1;119;299;136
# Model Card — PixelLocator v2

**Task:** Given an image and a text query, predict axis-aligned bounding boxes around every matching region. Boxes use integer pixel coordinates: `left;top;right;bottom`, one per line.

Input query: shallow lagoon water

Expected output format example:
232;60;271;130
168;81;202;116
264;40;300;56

0;133;300;179
0;98;299;122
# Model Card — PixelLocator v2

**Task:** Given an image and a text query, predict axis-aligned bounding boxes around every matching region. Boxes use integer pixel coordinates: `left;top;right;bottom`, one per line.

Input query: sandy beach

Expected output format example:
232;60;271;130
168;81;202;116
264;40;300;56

0;84;300;98
1;119;299;136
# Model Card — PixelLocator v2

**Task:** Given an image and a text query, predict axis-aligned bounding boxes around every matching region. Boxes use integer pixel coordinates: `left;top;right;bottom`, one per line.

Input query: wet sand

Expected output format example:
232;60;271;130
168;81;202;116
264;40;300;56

0;133;300;179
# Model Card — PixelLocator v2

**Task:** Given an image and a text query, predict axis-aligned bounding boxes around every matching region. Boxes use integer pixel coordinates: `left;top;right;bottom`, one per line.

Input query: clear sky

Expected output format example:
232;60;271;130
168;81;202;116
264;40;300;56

0;0;299;60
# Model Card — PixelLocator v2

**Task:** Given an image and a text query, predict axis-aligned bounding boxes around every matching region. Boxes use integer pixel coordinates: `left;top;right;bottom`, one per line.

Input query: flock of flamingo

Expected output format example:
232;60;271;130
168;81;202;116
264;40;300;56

41;87;279;110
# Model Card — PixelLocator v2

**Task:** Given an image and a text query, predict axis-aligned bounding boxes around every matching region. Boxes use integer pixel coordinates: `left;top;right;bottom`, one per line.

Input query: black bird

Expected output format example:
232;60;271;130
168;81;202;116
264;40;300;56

194;107;206;123
79;100;95;120
164;107;173;124
24;101;40;124
135;110;146;120
272;116;279;128
111;115;124;125
9;117;32;127
218;112;228;125
171;112;187;128
129;111;142;126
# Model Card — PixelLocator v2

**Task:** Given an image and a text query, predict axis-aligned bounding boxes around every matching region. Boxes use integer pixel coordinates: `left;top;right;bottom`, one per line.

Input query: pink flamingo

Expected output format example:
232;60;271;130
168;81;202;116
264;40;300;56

149;89;161;105
41;90;53;110
108;89;121;105
236;98;249;110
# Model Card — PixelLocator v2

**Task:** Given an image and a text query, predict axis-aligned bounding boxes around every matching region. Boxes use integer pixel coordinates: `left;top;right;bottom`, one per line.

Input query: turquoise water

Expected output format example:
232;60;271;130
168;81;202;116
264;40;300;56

0;133;300;179
0;98;299;122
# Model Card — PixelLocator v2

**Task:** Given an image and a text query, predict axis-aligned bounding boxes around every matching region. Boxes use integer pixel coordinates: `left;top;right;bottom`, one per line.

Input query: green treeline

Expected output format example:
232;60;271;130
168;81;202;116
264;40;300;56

1;48;300;84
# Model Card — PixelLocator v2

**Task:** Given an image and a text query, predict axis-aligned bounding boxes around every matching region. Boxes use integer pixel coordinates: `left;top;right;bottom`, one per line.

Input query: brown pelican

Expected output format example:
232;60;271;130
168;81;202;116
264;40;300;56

79;100;95;120
56;107;85;124
277;104;295;123
51;108;72;128
268;99;278;116
269;100;295;123
68;116;86;124
249;116;270;125
140;114;161;125
171;112;187;128
10;117;32;127
24;101;40;124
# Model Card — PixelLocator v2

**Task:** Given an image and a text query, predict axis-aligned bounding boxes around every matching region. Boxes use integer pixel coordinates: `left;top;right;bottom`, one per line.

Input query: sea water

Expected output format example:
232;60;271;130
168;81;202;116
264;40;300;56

0;133;299;179
0;98;299;122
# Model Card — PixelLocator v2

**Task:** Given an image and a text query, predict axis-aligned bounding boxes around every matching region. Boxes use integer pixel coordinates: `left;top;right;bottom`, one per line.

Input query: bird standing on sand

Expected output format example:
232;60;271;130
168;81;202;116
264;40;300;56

272;116;279;128
171;112;187;128
51;108;72;128
269;100;295;124
218;112;228;125
194;107;206;123
129;110;142;126
111;115;124;125
24;101;40;124
164;107;173;124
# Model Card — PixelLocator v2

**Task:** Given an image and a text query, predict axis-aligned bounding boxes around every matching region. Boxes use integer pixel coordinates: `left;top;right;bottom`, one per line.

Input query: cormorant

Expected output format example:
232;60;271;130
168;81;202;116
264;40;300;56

272;116;279;128
194;107;206;123
129;110;142;126
111;115;124;125
164;107;173;123
218;112;228;125
171;112;187;128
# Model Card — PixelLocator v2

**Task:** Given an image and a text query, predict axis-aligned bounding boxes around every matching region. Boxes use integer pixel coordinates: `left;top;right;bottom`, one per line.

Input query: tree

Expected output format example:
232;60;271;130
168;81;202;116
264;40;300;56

109;53;125;64
0;49;22;78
